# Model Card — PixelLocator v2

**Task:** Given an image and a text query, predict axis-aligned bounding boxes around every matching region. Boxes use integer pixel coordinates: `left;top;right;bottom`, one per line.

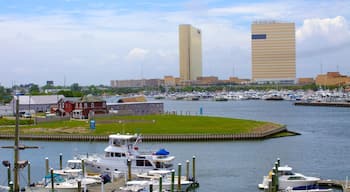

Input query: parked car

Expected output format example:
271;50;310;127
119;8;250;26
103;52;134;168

22;113;32;118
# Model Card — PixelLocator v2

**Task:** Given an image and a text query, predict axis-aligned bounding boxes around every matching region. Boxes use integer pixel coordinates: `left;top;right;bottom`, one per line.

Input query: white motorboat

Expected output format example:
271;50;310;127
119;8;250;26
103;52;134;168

258;164;330;191
26;171;101;192
83;134;175;175
136;169;193;191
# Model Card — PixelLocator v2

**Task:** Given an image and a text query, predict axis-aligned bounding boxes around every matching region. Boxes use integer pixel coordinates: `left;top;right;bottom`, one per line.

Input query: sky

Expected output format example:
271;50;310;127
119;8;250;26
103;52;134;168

0;0;350;86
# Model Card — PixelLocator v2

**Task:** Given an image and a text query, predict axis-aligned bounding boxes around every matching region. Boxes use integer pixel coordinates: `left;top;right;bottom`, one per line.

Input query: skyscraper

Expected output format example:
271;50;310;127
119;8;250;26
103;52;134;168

251;21;296;84
179;24;202;81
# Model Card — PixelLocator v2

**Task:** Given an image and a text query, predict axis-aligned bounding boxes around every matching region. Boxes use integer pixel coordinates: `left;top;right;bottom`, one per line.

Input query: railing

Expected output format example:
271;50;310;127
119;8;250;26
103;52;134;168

0;125;287;142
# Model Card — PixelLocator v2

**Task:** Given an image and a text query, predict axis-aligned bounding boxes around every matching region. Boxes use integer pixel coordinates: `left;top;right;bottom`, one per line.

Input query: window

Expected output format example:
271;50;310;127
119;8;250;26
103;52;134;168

252;34;266;39
145;160;152;167
91;102;94;108
136;160;144;166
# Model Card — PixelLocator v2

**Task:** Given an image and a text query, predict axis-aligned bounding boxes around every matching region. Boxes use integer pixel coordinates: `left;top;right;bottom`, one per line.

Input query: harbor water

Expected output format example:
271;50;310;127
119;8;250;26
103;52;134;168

0;100;349;191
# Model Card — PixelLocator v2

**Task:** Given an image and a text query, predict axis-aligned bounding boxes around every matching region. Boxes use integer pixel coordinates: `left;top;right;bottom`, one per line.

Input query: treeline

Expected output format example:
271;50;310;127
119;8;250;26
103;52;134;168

0;82;346;104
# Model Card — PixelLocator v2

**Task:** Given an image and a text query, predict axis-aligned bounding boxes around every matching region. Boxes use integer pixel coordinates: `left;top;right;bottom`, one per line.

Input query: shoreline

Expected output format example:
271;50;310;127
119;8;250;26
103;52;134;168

0;125;297;142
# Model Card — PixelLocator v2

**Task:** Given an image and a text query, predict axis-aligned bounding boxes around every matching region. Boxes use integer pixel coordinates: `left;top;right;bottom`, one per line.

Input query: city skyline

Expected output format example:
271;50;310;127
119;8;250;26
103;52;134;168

0;0;350;86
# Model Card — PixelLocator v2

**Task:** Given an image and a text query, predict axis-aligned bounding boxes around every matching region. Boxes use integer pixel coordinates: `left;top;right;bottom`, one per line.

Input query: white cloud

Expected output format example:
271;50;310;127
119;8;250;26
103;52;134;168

297;16;350;44
296;16;350;77
1;1;350;86
126;48;149;61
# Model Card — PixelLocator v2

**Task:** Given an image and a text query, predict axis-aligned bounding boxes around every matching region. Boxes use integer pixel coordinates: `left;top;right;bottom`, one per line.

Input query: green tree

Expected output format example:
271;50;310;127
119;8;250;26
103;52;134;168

29;84;40;95
70;83;81;92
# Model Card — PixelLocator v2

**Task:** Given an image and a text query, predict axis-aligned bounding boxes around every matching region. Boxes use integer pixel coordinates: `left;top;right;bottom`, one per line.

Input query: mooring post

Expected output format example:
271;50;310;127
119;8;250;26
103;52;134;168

127;159;132;181
192;156;196;182
177;163;182;192
59;153;63;170
50;168;54;192
171;170;175;192
81;159;85;177
186;160;190;181
159;176;162;192
7;165;11;186
27;162;31;187
274;162;279;190
271;172;276;192
78;180;81;192
9;181;13;192
45;157;49;175
149;184;153;192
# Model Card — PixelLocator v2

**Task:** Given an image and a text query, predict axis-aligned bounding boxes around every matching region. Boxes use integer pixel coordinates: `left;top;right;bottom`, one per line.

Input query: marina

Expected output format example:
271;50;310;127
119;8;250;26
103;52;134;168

0;100;349;191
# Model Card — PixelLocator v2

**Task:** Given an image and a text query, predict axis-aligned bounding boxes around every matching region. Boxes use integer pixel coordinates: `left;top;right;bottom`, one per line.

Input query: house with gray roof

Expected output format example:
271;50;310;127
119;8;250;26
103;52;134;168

10;95;65;114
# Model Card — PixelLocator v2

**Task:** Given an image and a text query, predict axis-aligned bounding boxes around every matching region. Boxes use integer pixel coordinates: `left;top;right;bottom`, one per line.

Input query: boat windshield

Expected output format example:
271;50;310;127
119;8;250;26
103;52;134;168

279;170;294;176
287;176;306;180
67;162;82;169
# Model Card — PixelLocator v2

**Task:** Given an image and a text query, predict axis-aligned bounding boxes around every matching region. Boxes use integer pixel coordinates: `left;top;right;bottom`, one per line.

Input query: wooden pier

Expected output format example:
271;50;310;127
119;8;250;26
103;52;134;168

317;179;350;192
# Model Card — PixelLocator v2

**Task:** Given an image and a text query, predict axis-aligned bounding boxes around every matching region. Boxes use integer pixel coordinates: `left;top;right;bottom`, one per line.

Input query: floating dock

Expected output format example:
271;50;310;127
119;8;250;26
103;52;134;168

317;180;350;192
294;101;350;107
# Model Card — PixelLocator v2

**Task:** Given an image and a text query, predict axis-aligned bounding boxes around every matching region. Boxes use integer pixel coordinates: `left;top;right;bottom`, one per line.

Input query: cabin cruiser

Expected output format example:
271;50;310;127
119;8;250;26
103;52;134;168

258;164;331;191
83;134;175;175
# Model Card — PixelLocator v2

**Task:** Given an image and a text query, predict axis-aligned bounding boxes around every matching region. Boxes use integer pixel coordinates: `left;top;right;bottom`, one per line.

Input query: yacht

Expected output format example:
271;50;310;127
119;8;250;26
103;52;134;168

258;165;330;191
83;134;175;175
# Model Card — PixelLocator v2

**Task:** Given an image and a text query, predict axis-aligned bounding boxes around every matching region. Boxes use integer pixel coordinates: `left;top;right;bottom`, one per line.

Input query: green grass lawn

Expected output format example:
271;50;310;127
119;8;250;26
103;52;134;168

0;115;281;135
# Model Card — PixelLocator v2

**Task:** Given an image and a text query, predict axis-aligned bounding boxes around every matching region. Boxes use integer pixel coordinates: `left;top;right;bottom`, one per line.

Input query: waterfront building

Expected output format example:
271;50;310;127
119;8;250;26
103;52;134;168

179;24;202;81
110;79;163;88
251;21;296;84
10;95;64;114
315;72;350;86
298;78;315;85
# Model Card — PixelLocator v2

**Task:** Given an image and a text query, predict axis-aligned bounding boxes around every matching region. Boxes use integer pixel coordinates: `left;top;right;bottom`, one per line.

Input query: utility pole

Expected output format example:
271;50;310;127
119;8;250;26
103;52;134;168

14;94;20;192
1;93;38;192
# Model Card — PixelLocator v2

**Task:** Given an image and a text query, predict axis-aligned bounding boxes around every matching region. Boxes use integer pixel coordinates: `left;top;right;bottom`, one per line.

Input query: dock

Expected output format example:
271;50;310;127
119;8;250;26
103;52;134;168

294;101;350;107
317;179;350;192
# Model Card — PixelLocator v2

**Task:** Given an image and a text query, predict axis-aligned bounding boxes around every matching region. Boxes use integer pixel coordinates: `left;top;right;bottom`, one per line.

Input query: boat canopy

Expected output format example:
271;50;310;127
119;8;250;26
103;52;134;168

155;148;170;155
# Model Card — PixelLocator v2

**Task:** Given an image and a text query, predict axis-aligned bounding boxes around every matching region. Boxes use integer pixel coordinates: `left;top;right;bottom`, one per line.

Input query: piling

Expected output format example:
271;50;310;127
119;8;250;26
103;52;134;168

27;162;31;187
81;159;85;177
7;165;11;186
78;180;81;192
171;170;175;192
9;181;13;192
127;159;132;181
177;163;182;192
149;184;153;192
59;153;63;170
50;169;54;192
45;157;49;175
159;176;162;192
192;156;196;182
274;162;279;190
186;160;190;181
271;173;276;192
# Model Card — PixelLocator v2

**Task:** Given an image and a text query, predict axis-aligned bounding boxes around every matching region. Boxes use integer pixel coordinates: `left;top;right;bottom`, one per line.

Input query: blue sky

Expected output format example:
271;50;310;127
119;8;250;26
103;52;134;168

1;0;350;86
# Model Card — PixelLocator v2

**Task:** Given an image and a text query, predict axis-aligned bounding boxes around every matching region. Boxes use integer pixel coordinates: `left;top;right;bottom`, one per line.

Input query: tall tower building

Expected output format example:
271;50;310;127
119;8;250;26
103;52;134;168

179;24;202;81
251;21;296;84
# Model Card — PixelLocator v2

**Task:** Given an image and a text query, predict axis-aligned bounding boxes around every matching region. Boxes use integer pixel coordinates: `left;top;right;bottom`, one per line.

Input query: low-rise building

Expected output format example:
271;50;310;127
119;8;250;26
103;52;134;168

57;96;108;119
10;95;64;114
315;72;350;86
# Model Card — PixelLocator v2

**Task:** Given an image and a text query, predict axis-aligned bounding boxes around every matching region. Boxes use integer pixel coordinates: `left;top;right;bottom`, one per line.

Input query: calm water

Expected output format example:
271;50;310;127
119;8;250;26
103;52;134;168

0;100;349;191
